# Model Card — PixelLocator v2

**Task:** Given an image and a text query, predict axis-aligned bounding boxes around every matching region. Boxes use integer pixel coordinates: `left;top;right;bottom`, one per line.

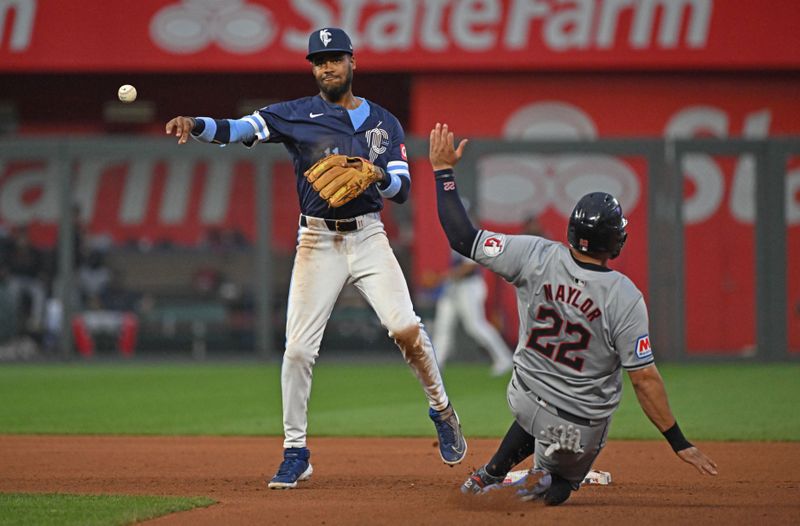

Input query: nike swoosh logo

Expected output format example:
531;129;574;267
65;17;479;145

309;112;324;118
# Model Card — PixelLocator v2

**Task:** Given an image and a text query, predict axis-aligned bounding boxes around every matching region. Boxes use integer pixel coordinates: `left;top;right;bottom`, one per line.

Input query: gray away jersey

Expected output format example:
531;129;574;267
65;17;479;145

471;231;654;420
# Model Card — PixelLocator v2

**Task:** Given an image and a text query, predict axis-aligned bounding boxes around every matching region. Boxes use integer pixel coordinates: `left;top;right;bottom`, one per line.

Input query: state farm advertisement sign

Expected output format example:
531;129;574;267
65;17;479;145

2;0;799;71
409;74;800;354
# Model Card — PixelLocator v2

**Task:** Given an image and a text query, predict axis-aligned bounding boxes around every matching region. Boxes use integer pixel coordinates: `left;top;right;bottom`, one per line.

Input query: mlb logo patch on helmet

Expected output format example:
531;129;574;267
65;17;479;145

483;235;505;257
635;334;652;359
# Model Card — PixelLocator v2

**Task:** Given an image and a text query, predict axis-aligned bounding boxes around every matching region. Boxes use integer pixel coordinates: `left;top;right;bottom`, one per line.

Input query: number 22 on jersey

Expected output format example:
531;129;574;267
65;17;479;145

525;306;591;372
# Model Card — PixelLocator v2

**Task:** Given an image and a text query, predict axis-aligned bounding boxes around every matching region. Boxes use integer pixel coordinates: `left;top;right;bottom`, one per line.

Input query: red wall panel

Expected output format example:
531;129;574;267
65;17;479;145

410;73;800;355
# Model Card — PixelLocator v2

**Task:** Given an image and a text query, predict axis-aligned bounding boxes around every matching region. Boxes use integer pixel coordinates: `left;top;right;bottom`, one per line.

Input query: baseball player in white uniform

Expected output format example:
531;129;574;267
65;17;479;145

166;29;467;490
432;250;513;376
429;123;717;505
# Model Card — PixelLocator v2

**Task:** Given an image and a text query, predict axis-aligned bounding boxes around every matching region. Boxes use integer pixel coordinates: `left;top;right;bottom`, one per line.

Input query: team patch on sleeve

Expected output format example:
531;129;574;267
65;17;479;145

482;234;506;257
635;334;653;359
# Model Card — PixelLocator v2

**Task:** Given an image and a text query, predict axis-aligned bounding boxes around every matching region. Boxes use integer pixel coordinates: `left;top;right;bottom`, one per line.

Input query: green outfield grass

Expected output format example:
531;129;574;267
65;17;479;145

0;362;797;440
0;493;214;526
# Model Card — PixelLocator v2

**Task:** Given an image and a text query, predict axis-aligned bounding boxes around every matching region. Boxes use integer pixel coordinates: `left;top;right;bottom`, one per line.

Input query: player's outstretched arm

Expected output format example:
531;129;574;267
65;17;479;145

165;115;261;145
628;365;718;476
429;123;477;257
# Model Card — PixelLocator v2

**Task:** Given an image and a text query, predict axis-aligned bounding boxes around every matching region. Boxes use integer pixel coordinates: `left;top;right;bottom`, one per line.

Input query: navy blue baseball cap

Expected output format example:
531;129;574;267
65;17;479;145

306;28;353;60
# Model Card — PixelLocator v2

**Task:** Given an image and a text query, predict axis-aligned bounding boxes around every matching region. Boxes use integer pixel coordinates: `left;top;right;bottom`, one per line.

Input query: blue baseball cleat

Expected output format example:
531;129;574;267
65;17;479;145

268;447;313;489
429;404;467;465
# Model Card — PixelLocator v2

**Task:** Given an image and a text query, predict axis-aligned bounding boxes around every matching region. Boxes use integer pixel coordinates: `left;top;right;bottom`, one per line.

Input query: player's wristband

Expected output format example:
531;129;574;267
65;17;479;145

375;166;391;189
662;422;693;452
434;168;454;180
190;117;204;135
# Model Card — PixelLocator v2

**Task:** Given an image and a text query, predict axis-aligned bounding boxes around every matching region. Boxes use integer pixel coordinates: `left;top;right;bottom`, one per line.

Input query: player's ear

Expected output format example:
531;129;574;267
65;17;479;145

350;55;356;71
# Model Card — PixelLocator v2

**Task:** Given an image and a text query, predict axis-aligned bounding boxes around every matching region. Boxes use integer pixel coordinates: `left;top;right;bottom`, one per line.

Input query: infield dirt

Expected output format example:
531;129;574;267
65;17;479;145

1;436;798;525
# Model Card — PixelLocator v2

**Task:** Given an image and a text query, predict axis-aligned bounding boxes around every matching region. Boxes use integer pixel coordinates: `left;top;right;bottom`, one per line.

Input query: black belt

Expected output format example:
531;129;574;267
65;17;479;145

300;215;358;232
514;372;592;427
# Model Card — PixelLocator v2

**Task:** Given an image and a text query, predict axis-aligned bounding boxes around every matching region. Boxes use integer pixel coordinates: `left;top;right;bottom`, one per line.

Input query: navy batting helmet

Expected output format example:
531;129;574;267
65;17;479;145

567;192;628;259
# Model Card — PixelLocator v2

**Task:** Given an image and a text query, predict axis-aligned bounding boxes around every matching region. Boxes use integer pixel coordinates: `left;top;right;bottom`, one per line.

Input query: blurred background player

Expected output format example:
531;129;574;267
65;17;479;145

429;123;717;505
165;28;466;490
429;198;513;376
431;250;514;376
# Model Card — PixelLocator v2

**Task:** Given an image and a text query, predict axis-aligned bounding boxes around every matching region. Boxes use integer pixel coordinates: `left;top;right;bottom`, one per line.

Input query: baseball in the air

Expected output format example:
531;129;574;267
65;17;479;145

118;84;137;103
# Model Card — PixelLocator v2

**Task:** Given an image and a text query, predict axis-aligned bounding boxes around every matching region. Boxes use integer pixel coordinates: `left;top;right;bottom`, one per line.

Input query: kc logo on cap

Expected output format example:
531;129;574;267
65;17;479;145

307;27;353;60
319;29;332;46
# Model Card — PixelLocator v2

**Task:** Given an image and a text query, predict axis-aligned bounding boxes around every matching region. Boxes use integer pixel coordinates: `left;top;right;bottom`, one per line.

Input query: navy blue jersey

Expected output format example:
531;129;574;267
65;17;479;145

250;95;409;219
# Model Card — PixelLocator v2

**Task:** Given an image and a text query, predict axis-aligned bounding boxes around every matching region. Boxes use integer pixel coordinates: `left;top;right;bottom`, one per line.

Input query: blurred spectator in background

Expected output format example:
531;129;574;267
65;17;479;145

78;249;112;310
4;226;47;334
69;247;137;358
0;264;16;345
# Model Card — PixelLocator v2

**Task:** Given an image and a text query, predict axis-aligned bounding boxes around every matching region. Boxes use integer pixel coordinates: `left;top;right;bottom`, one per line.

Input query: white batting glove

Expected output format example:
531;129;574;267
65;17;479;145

540;424;584;456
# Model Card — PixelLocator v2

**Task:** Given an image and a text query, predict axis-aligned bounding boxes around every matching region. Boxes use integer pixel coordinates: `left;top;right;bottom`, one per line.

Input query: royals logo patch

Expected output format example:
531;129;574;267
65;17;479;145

366;122;389;162
483;235;506;257
635;334;653;359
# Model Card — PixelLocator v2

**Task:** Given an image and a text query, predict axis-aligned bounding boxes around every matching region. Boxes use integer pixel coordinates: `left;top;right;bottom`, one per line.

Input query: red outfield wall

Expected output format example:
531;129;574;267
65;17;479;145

409;74;800;355
4;72;797;354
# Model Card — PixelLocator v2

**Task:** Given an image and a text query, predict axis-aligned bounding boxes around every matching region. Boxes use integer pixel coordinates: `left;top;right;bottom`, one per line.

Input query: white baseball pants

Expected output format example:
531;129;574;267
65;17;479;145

282;214;450;449
433;275;513;373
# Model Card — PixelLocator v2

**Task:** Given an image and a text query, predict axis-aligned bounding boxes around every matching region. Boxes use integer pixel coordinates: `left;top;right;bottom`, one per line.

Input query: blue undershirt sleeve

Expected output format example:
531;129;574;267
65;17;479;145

191;116;257;145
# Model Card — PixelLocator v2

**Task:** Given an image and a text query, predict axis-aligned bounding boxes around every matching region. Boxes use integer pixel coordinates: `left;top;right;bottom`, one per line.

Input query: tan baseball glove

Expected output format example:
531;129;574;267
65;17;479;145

304;154;384;208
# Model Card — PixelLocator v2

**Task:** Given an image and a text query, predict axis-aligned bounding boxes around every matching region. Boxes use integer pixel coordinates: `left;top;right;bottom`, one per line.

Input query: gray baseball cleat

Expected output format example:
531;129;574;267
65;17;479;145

461;465;505;494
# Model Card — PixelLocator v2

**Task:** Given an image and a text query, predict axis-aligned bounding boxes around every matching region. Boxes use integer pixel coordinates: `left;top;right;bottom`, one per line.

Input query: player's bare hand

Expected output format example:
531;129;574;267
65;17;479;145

677;446;718;476
165;116;195;145
429;122;468;170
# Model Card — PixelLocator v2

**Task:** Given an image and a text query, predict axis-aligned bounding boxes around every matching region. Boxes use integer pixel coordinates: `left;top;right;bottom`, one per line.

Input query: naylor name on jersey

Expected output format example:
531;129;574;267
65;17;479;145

543;283;601;322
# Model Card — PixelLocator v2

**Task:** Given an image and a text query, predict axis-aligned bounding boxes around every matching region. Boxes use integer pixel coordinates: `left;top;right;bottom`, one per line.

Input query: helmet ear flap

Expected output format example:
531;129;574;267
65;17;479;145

609;229;627;259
